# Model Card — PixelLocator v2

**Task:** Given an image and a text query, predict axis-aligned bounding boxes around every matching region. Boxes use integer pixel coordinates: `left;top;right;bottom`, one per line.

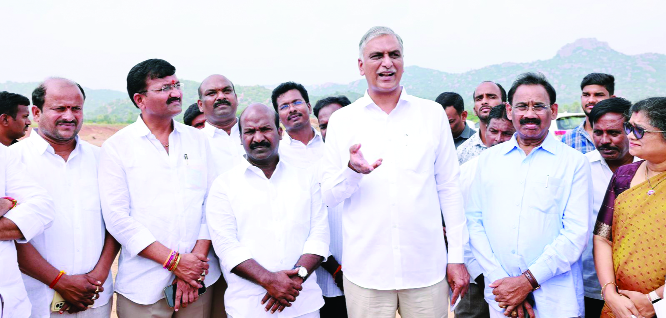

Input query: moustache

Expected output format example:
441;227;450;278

56;120;78;126
597;145;619;152
167;97;182;105
214;99;231;107
249;140;271;150
519;118;541;126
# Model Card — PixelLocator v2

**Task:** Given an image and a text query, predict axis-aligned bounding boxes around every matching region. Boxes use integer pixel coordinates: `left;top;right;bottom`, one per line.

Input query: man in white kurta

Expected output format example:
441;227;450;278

321;26;469;317
207;103;329;318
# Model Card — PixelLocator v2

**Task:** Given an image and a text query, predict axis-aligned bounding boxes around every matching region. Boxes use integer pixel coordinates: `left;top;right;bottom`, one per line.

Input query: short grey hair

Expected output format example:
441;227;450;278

358;26;404;60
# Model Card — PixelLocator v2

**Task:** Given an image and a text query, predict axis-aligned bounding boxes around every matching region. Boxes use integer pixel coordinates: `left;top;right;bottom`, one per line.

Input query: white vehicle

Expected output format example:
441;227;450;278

552;112;586;139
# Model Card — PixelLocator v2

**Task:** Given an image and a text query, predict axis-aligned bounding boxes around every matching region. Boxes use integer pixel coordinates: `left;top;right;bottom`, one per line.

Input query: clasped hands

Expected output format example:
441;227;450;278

55;273;104;314
260;269;303;314
490;275;535;318
172;252;209;311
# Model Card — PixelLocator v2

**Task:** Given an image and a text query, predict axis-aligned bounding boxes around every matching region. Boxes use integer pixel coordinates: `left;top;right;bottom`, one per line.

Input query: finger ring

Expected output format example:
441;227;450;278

91;294;97;300
95;286;100;293
201;271;206;276
511;311;517;318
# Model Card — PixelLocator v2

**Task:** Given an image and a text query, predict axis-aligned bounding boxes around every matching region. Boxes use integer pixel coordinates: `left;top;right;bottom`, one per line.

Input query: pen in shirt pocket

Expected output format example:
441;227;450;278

545;174;549;188
184;154;189;165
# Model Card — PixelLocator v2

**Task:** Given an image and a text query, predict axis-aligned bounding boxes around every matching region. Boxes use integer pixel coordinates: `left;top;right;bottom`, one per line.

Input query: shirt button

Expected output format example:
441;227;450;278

511;250;515;254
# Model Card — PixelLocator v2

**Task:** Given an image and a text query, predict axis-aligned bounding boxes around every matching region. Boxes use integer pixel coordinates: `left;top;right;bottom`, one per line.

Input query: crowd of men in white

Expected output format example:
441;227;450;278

0;26;664;318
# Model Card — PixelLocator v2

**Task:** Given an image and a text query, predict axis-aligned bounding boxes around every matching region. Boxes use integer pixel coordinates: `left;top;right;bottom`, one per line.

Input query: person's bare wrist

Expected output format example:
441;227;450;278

347;161;360;173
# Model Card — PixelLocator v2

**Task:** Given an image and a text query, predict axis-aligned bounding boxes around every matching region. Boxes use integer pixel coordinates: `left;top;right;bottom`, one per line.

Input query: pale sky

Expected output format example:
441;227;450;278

2;0;665;91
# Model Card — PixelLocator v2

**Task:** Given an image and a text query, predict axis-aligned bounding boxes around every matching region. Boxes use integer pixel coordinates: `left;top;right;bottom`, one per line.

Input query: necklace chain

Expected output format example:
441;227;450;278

645;164;666;195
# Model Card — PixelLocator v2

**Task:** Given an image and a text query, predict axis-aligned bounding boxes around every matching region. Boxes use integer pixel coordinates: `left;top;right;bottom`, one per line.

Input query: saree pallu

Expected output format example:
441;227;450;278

601;172;666;318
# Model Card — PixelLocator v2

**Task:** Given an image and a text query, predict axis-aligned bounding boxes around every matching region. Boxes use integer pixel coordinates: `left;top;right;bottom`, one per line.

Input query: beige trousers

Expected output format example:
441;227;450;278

116;286;213;318
49;298;113;318
343;276;449;318
209;278;227;318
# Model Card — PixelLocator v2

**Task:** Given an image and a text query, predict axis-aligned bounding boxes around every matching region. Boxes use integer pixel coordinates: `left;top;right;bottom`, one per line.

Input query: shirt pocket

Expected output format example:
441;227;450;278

79;177;101;211
398;133;434;172
526;174;562;214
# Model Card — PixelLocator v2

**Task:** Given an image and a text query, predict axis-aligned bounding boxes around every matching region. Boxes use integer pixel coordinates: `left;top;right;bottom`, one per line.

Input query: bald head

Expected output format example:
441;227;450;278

239;103;283;164
198;74;234;99
32;77;86;110
197;74;238;127
239;103;279;132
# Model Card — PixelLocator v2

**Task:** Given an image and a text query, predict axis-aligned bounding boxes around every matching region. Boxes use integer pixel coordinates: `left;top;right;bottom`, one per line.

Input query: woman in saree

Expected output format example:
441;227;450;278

594;97;666;318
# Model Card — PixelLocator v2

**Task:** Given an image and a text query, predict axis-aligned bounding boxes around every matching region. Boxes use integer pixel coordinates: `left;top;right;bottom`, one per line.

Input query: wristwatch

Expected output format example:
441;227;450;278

293;266;308;281
649;290;662;304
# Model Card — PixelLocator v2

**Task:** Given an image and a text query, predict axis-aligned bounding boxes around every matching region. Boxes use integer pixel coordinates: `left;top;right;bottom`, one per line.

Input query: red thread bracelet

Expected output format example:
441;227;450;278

49;271;65;289
1;197;17;210
333;265;342;279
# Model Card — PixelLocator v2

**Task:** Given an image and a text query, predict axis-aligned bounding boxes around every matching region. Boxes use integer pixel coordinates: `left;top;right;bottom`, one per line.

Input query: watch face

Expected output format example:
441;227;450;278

298;266;308;277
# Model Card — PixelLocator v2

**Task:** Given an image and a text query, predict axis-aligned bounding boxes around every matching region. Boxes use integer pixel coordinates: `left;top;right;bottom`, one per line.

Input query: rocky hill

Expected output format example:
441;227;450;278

2;38;664;123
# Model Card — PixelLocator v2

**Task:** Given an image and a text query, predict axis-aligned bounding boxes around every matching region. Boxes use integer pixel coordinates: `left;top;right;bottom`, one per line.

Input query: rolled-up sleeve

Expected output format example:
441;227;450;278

528;157;591;284
4;150;54;243
435;112;467;263
302;174;330;258
206;176;253;272
99;143;156;257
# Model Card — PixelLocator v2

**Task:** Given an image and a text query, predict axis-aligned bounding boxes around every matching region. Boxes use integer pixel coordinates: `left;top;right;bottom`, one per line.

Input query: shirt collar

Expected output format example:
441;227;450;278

458;123;475;139
242;156;285;180
28;128;81;156
360;87;410;109
132;115;181;137
202;119;239;138
587;149;604;163
284;128;322;146
502;132;559;156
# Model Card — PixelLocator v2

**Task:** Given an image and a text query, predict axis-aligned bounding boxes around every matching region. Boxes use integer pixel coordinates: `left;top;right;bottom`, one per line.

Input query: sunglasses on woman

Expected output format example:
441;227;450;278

623;122;666;140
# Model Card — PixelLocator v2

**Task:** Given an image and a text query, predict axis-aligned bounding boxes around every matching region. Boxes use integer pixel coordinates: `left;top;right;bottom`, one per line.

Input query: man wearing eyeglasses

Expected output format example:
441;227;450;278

466;72;591;318
99;59;220;316
271;82;324;169
581;97;637;318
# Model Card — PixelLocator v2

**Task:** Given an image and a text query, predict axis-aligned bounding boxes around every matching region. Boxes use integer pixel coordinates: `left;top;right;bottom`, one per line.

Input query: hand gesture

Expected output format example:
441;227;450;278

348;144;382;174
54;274;102;312
173;253;209;288
447;263;470;306
174;277;200;312
491;276;532;315
261;269;302;313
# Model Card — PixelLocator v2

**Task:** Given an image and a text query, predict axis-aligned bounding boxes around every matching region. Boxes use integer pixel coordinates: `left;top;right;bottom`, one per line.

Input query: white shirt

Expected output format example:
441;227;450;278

0;145;54;318
280;128;344;297
207;159;329;318
10;132;112;316
458;156;484;283
99;116;221;305
278;129;324;172
321;89;467;290
202;120;245;175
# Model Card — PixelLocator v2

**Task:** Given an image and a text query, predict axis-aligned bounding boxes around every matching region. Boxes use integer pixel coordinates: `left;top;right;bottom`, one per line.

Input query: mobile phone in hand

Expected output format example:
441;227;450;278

163;283;207;308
